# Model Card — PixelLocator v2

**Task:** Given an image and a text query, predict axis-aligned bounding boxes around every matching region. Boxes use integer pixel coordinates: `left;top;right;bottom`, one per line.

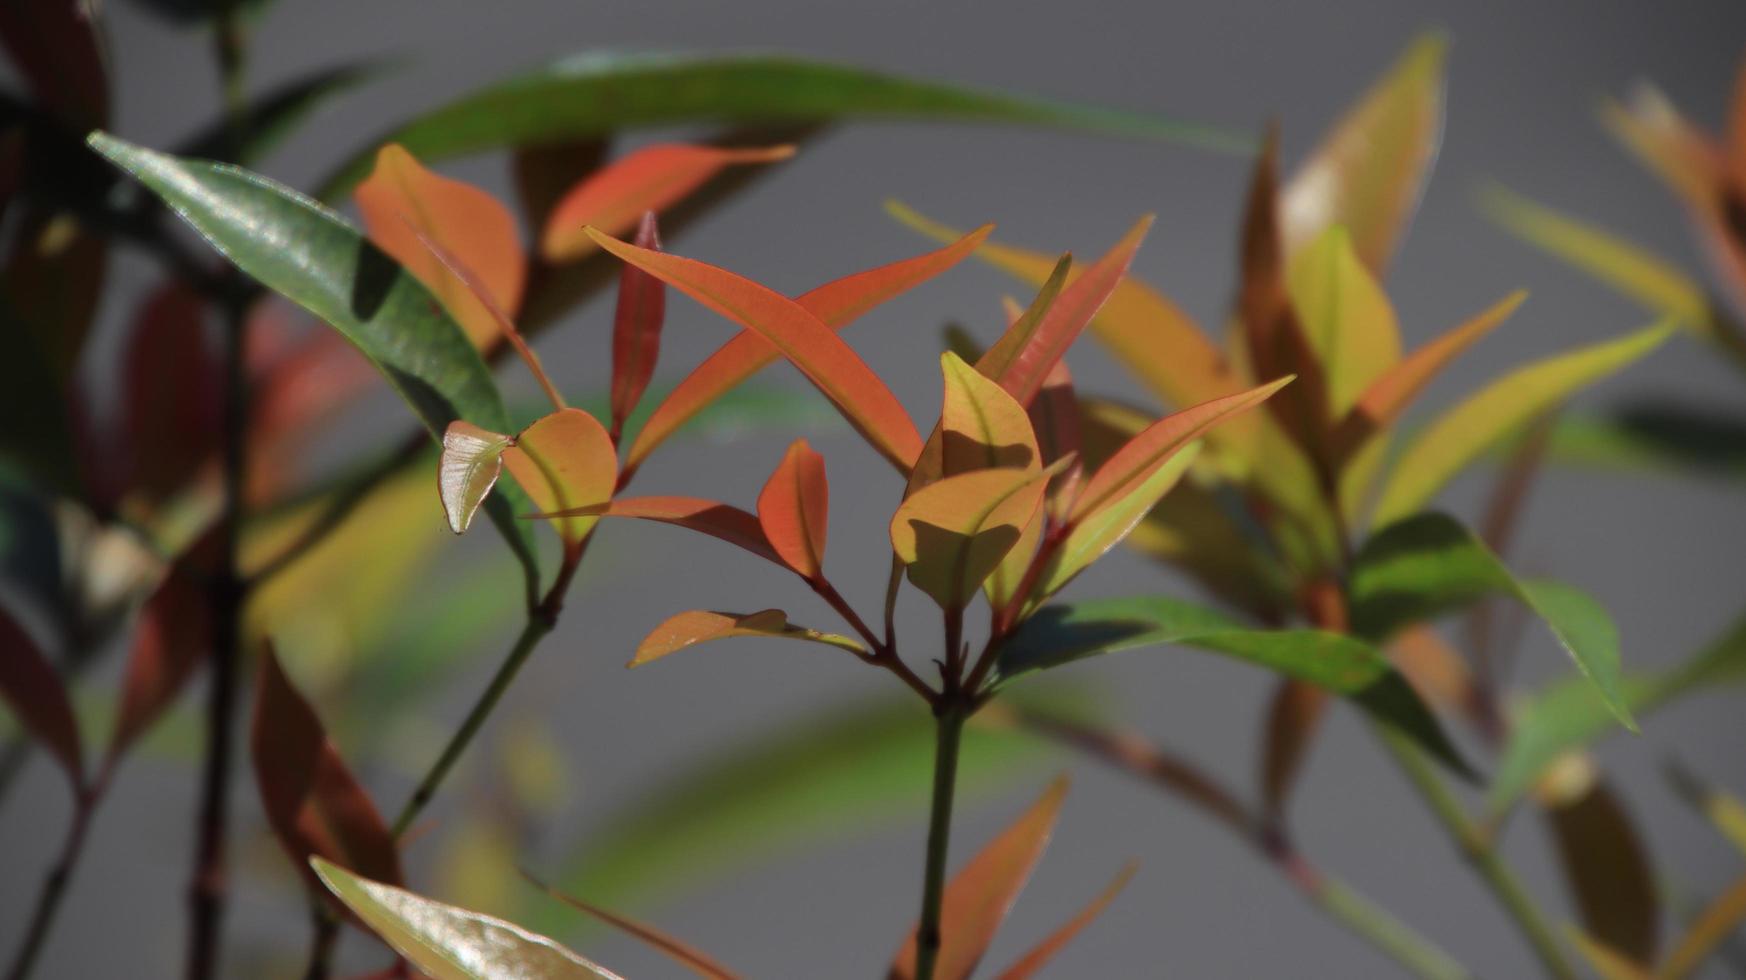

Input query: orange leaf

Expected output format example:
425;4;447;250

588;229;922;472
437;421;512;535
624;226;990;474
757;439;829;580
0;602;82;790
531;496;780;567
609;212;666;441
890;776;1069;980
502;408;618;549
990;861;1137;980
526;872;743;979
252;646;402;903
542;143;795;261
107;571;209;765
631;609;863;667
355;144;525;349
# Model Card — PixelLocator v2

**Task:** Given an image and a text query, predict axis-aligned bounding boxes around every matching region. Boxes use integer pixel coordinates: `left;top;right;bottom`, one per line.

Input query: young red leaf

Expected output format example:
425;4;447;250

252;646;402;901
609;212;666;441
990;862;1138;980
624;226;991;473
587;228;923;472
438;420;512;535
757;439;829;580
0;603;83;790
355;144;526;350
890;463;1066;611
526;872;743;979
890;776;1069;980
107;280;223;511
106;571;209;765
502;408;618;549
1031;361;1084;521
542;143;795;261
530;496;780;567
631;609;863;667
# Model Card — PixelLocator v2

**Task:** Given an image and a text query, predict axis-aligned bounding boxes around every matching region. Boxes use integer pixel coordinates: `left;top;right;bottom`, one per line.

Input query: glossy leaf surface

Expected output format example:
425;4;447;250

438;421;512;535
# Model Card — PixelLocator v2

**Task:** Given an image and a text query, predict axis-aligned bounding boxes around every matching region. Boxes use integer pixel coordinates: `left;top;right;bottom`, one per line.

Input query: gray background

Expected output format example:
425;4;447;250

5;0;1746;976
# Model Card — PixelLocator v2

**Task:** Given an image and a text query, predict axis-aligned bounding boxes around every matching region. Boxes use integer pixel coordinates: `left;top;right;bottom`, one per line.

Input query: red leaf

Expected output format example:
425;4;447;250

609;212;666;441
529;496;780;567
757;439;829;580
0;602;82;790
625;226;990;474
252;646;403;903
1030;362;1084;520
106;570;208;765
527;873;743;979
588;229;922;473
0;0;106;128
990;862;1137;980
542;143;794;261
114;280;223;510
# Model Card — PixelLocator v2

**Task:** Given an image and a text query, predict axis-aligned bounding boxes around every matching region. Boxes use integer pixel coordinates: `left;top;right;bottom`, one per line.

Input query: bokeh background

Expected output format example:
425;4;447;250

5;0;1746;976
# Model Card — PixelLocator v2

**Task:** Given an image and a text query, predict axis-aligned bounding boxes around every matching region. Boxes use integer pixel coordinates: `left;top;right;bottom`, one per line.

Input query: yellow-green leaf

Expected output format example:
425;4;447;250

939;351;1040;475
1286;225;1400;415
891;465;1061;610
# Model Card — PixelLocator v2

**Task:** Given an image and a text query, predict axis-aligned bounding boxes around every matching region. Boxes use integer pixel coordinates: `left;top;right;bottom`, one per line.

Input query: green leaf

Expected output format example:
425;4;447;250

88;132;541;598
174;62;389;165
317;51;1248;197
1537;404;1746;477
994;596;1470;778
1490;610;1746;814
311;858;624;979
1349;512;1634;729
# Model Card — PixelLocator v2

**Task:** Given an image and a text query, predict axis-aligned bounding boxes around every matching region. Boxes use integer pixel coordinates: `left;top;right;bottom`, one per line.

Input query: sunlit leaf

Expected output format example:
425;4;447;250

626;227;990;473
313;858;624;980
106;570;208;764
990;861;1137;980
939;351;1040;476
632;609;863;667
0;601;82;789
756;439;829;580
1286;225;1400;415
1349;512;1634;729
890;777;1068;980
1538;770;1659;966
529;496;778;567
995;596;1469;776
528;873;742;980
317;52;1247;196
1280;32;1446;271
542;143;793;261
1032;444;1201;606
1603;85;1725;214
355;143;527;349
253;648;402;902
609;212;666;440
1663;872;1746;980
502;408;617;549
438;421;512;535
891;464;1061;610
589;228;923;472
1371;322;1674;527
88;133;541;595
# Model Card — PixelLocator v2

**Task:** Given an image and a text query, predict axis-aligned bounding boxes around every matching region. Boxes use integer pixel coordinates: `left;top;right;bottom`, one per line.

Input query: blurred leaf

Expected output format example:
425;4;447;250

1349;512;1633;729
1569;930;1654;980
626;226;988;474
502;408;617;549
608;213;665;440
313;858;625;980
996;596;1469;776
318;51;1248;196
1286;225;1400;414
0;0;107;128
88;133;542;596
4;209;106;385
528;874;743;980
1491;609;1746;813
0;601;82;789
252;647;402;905
938;351;1039;476
1664;760;1746;857
541;143;792;261
175;62;386;166
990;861;1137;980
631;609;862;667
1664;872;1746;980
891;465;1058;610
1280;32;1446;271
1538;402;1746;477
1539;770;1659;966
513;139;608;233
532;496;778;567
890;777;1068;980
355;143;527;349
106;570;207;764
1372;321;1674;527
1029;362;1084;520
438;421;511;535
589;228;922;472
756;439;829;579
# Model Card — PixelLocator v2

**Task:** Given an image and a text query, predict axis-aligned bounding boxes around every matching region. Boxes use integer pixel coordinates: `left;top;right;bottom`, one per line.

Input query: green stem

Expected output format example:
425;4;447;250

914;703;966;980
1375;726;1575;980
1309;870;1472;980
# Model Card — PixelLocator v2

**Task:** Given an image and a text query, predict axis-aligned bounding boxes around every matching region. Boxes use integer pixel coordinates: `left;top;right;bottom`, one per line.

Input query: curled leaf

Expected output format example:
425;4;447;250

438;421;512;535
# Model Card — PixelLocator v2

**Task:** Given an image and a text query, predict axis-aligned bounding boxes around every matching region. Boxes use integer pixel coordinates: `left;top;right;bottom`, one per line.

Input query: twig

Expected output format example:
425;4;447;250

5;791;97;980
913;697;968;980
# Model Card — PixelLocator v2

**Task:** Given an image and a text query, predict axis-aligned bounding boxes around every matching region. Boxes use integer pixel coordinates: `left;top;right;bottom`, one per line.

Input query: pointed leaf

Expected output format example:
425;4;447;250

527;874;743;980
1281;33;1446;270
991;862;1137;980
891;464;1061;609
1349;512;1634;728
312;859;624;980
1033;444;1202;604
1372;322;1674;526
355;143;527;349
438;421;512;535
609;212;666;439
1030;361;1084;517
1286;225;1400;415
533;496;780;567
502;408;617;548
0;602;82;789
995;597;1470;776
588;229;922;471
107;571;208;763
626;226;990;472
1540;775;1659;966
632;609;862;667
757;439;829;579
940;351;1040;475
253;648;402;900
890;777;1069;980
1663;872;1746;980
542;143;794;260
